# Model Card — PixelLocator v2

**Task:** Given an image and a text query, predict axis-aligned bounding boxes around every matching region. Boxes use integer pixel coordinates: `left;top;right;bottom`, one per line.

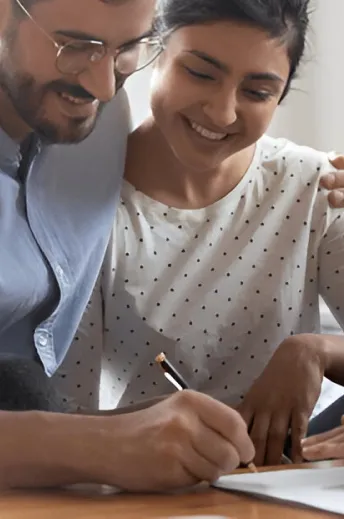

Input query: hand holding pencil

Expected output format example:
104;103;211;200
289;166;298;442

155;353;257;474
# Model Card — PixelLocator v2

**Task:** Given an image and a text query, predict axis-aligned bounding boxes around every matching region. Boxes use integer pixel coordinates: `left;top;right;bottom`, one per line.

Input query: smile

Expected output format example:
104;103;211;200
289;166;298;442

189;120;228;141
59;92;96;106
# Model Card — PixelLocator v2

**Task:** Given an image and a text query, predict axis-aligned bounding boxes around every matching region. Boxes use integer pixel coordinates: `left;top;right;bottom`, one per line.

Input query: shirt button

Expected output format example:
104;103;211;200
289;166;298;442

37;334;48;347
55;265;64;277
55;265;69;287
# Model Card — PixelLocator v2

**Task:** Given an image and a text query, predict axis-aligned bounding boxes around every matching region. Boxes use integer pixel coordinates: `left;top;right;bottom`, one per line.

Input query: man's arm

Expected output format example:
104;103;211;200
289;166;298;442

79;394;166;415
0;411;99;488
0;391;255;492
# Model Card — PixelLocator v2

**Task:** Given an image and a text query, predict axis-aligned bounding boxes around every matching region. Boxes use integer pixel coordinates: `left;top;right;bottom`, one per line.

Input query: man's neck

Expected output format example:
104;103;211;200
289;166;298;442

0;88;31;143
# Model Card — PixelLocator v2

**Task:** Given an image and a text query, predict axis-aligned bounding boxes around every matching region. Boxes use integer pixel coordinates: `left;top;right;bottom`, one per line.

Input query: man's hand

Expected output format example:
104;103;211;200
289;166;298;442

302;416;344;461
101;390;255;491
0;393;254;492
237;335;325;466
322;155;344;207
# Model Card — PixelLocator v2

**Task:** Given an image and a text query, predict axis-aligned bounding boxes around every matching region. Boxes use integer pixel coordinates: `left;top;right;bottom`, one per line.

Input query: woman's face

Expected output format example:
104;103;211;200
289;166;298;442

150;20;291;172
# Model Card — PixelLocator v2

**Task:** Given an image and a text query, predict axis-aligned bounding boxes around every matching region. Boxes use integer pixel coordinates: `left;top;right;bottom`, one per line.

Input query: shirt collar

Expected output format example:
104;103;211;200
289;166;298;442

0;125;21;177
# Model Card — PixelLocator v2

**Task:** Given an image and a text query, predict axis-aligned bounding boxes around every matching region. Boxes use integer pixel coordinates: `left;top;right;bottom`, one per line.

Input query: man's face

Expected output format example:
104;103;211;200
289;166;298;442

0;0;155;143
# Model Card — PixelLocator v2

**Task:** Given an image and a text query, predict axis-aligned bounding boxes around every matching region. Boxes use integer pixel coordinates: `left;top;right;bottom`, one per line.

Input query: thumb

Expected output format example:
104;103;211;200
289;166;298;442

236;400;253;430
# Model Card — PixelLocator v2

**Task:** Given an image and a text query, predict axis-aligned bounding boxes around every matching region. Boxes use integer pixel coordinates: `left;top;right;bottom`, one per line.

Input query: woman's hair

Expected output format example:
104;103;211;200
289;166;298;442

155;0;310;101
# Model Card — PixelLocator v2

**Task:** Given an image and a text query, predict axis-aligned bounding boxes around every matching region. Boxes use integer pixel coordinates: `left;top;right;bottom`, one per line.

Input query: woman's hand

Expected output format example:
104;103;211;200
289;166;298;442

302;416;344;461
237;334;326;466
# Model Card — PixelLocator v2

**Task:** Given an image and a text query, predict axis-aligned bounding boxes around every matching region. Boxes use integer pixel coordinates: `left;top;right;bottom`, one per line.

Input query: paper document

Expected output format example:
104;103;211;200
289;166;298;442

214;466;344;515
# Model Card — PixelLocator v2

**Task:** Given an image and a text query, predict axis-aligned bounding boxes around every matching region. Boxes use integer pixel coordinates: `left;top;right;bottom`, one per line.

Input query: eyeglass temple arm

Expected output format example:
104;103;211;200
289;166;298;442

14;0;60;49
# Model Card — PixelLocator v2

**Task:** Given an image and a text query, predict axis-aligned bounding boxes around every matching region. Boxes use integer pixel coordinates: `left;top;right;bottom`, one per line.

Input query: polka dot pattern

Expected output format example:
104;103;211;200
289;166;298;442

55;136;344;414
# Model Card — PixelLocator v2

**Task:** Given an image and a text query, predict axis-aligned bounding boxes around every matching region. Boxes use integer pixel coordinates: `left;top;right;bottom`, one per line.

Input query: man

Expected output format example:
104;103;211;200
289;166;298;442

0;0;258;491
0;0;342;491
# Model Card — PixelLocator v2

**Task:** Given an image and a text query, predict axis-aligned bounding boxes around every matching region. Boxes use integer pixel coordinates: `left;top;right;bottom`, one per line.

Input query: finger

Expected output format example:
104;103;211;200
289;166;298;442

328;155;344;170
302;424;344;448
290;410;309;463
249;414;270;466
265;412;290;466
191;422;240;474
320;171;344;189
194;393;255;464
328;189;344;208
181;444;228;483
236;402;254;429
302;436;344;461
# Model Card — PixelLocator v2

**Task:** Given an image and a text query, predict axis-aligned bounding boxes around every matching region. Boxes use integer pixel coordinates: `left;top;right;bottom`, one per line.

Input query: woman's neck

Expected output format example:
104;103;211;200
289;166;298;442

125;117;256;209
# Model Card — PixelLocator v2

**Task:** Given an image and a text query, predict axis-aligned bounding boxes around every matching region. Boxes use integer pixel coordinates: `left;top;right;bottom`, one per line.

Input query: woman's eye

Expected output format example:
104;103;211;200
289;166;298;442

184;66;215;81
244;89;273;101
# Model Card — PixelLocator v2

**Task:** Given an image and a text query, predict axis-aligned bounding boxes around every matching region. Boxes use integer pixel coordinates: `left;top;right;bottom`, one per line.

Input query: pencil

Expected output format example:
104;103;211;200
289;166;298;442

155;352;189;390
155;351;258;474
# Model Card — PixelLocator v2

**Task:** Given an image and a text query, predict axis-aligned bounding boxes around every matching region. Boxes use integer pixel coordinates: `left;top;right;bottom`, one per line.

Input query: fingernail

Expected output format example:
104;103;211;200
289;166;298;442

301;446;309;453
321;173;335;187
332;190;344;204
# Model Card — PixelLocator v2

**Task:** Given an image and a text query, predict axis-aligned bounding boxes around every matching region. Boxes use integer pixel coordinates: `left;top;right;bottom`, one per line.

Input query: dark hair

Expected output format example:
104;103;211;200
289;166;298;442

155;0;310;101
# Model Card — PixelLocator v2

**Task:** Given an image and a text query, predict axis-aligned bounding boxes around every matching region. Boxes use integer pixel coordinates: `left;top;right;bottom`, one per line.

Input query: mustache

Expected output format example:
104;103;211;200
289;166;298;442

49;81;96;101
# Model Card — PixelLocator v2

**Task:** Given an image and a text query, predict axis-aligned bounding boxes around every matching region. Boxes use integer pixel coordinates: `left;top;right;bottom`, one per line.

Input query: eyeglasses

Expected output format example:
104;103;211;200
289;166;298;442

15;0;164;79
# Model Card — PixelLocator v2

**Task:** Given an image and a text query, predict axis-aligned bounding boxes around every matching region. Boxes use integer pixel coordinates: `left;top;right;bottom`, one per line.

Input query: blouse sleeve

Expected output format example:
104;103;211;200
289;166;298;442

318;212;344;330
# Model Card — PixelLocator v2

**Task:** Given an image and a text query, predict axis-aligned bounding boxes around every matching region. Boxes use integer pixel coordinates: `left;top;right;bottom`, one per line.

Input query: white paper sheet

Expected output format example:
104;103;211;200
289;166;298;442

214;467;344;515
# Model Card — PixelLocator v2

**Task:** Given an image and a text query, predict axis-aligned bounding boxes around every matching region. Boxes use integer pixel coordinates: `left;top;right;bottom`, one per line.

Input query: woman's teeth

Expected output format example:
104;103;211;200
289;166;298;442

190;120;227;141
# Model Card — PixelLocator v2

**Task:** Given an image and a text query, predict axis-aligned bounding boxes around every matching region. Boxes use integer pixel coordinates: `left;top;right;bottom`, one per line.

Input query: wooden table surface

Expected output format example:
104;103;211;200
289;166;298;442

1;460;343;519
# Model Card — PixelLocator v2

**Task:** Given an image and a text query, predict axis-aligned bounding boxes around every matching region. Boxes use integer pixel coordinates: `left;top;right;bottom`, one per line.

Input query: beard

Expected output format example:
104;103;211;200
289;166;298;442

0;70;105;144
0;30;105;144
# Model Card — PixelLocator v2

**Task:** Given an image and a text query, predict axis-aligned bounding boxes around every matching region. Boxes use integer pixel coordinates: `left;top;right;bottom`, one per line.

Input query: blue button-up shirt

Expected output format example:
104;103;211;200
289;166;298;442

0;89;130;376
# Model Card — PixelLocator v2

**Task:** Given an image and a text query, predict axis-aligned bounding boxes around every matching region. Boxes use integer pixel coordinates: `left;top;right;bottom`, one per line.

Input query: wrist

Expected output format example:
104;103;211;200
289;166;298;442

283;333;327;375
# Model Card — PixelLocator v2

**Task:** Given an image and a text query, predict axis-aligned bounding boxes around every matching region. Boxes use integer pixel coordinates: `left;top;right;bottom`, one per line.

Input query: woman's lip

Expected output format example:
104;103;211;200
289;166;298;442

183;115;230;136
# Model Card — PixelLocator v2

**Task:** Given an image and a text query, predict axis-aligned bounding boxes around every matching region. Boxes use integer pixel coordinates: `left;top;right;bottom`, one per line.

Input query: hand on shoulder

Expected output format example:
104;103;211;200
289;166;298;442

321;155;344;208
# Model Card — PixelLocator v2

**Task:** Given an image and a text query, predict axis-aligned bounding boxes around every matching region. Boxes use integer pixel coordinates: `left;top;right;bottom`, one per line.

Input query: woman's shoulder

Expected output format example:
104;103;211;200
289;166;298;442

258;135;334;182
257;135;341;235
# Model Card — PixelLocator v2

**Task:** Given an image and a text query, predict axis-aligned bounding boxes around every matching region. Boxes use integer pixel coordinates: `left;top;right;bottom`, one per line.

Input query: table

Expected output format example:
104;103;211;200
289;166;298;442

1;460;343;519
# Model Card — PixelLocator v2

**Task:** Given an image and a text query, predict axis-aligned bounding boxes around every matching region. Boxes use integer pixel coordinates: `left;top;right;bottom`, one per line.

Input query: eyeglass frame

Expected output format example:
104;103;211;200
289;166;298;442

14;0;164;80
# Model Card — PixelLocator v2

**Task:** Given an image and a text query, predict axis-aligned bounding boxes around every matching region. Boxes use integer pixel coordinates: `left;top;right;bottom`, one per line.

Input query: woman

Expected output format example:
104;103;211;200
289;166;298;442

57;0;344;466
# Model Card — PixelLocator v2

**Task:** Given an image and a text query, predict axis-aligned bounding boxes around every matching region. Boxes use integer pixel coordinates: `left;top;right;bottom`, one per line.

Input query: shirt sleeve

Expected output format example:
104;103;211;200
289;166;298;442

318;211;344;329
